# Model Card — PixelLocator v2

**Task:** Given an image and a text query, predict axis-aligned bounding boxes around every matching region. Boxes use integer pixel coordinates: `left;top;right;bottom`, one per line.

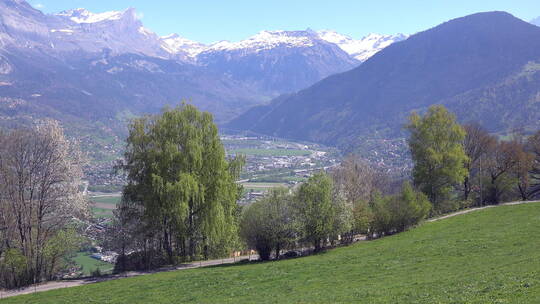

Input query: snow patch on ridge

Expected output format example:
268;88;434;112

160;34;207;57
317;30;407;62
207;30;316;53
56;8;133;24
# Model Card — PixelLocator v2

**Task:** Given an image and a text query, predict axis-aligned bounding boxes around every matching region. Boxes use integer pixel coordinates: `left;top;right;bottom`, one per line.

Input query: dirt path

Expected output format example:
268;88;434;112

428;200;539;222
0;255;257;299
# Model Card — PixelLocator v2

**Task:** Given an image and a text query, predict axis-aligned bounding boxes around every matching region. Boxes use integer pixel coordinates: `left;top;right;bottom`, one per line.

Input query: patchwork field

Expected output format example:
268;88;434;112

88;195;121;218
6;202;540;303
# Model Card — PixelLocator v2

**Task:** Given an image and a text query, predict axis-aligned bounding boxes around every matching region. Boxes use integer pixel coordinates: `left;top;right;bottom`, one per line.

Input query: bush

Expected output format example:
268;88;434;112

0;248;30;289
113;250;169;273
91;267;103;277
371;182;431;236
240;188;296;261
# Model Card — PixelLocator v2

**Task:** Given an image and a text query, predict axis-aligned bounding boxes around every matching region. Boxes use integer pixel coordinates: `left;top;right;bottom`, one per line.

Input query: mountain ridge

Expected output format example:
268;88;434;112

0;0;406;102
227;11;540;149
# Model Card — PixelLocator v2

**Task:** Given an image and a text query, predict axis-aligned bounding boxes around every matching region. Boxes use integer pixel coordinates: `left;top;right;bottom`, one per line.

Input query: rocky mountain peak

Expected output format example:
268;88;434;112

56;7;137;24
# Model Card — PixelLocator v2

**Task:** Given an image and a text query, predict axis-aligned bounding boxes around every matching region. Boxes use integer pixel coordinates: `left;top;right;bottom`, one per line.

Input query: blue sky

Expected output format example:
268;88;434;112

31;0;540;44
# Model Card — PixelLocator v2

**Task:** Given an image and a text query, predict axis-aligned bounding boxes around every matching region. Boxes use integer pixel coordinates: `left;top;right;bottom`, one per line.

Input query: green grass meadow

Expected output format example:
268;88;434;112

89;196;121;206
89;195;120;218
72;252;114;276
6;203;540;303
89;207;113;219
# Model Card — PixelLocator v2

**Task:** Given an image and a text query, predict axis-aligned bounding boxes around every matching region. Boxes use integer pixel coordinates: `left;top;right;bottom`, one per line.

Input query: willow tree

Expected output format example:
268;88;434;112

406;105;468;212
119;105;242;264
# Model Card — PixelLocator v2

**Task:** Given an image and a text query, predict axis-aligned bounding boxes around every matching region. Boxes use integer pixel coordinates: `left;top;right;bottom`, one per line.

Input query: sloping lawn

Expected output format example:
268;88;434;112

5;203;540;303
72;252;114;276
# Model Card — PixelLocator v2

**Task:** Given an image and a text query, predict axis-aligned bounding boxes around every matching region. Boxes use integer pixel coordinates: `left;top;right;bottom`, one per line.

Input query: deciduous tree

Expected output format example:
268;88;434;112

117;105;242;265
0;121;85;288
462;123;496;203
240;188;296;260
527;131;540;199
294;172;335;252
406;105;468;212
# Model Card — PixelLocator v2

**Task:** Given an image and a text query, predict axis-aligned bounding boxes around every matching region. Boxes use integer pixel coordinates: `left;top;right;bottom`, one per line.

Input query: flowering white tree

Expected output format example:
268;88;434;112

0;120;87;288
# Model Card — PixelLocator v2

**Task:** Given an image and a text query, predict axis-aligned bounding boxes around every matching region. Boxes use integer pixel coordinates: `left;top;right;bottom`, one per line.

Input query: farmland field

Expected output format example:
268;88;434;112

241;182;287;188
228;148;312;156
89;195;121;206
90;207;113;218
72;252;114;276
89;195;120;218
7;202;540;303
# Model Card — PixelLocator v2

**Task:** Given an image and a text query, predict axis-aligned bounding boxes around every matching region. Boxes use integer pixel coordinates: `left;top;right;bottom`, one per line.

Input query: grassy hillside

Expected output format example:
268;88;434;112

6;203;540;303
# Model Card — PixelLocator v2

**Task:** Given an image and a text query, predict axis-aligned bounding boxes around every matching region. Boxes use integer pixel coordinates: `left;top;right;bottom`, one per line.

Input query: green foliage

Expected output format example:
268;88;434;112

240;188;296;260
0;248;29;289
371;183;432;236
294;172;335;251
90;267;103;278
351;200;372;235
328;194;353;244
118;104;241;265
43;229;84;280
9;203;540;303
406;105;468;212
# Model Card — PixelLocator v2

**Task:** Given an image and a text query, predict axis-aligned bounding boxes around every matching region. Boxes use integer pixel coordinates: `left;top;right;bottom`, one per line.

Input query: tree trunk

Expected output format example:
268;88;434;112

314;239;321;252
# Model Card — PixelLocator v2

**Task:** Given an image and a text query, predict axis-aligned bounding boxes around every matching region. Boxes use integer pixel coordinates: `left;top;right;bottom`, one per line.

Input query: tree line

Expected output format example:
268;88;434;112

408;105;540;212
2;103;540;287
239;105;540;260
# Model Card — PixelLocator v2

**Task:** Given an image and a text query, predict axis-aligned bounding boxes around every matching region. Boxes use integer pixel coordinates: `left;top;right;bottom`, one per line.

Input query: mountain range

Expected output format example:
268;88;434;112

1;0;540;162
0;0;414;165
0;0;405;135
228;12;540;151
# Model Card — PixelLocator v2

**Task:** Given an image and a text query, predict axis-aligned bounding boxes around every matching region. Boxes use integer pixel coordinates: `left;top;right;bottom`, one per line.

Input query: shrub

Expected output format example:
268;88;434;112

371;182;432;236
240;188;297;261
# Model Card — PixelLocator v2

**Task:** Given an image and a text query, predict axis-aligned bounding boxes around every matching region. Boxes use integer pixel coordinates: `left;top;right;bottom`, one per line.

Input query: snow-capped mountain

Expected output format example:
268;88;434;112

0;0;405;72
160;34;206;59
56;8;127;24
317;30;407;62
158;29;406;64
195;29;359;93
206;30;318;52
52;7;172;58
0;1;174;59
0;0;409;134
532;16;540;26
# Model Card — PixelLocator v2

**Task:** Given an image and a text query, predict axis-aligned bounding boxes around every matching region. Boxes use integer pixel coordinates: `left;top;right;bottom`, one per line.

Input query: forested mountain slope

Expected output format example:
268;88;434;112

228;12;540;148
